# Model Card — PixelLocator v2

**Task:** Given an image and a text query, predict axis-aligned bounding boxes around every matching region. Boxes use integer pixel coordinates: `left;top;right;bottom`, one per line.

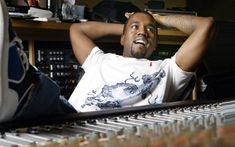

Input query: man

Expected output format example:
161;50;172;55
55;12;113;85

68;11;215;112
0;0;215;122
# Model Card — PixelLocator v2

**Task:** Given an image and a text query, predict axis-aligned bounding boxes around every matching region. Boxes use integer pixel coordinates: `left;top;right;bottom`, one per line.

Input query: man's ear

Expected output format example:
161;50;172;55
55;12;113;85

125;12;134;19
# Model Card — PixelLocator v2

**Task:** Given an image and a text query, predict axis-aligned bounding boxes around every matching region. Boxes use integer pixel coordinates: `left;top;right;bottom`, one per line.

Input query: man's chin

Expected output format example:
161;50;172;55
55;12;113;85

131;51;146;59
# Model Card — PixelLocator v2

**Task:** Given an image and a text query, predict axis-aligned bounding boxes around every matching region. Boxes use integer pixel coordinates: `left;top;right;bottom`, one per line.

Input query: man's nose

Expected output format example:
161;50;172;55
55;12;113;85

137;27;147;36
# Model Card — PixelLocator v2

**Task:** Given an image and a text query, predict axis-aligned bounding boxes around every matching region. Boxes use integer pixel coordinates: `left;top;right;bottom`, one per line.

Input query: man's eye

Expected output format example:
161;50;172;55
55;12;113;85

131;25;138;29
147;27;154;32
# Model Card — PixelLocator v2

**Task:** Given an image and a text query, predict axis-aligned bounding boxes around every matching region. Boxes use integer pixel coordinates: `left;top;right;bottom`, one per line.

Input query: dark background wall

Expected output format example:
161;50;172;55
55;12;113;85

187;0;235;21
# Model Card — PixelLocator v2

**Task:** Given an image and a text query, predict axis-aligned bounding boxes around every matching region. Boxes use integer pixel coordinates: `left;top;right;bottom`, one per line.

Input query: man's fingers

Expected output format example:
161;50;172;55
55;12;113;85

148;11;160;17
147;10;153;15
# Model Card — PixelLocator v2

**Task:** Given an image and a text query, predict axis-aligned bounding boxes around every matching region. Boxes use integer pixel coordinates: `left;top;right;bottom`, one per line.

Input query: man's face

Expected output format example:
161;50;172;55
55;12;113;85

121;12;157;59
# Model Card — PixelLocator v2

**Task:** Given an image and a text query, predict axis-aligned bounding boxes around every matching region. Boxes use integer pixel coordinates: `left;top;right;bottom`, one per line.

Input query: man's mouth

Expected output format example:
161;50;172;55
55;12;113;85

133;38;147;47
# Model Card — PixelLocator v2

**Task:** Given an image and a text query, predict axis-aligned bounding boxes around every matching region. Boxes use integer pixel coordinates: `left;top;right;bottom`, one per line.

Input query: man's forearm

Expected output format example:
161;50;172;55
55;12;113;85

154;15;214;35
71;21;124;40
70;21;124;64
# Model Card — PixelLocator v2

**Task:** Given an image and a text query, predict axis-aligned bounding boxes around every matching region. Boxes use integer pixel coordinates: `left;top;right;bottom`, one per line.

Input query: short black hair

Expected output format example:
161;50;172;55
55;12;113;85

122;11;157;34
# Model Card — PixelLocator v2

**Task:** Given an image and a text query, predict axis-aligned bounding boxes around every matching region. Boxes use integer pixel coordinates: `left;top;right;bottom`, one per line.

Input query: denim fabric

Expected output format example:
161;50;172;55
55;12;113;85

12;72;77;121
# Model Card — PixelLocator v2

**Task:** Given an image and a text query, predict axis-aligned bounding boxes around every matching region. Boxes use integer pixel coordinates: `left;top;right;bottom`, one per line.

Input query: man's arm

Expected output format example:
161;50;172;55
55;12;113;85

151;13;216;72
70;22;123;64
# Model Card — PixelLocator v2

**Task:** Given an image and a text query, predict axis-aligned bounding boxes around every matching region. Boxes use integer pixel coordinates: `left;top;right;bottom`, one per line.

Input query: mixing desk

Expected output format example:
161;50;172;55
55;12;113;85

1;99;235;147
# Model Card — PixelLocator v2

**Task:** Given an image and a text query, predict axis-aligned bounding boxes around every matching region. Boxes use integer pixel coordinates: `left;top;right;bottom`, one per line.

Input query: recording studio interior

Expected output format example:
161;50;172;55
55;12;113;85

1;0;235;146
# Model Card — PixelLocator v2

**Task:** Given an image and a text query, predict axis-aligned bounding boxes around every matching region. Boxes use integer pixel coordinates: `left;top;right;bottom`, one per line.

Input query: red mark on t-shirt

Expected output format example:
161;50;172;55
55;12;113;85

150;62;152;67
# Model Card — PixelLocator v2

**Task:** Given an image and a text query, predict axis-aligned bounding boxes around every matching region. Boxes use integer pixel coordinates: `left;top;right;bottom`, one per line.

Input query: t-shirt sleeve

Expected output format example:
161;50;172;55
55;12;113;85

171;55;194;78
168;55;195;100
81;46;104;71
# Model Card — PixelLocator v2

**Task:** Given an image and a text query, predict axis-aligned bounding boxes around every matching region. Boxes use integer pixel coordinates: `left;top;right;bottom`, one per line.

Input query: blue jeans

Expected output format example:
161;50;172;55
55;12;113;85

12;72;77;121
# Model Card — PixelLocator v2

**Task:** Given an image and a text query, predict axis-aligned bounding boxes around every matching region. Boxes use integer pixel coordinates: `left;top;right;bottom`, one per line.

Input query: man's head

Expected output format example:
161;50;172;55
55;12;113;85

121;11;158;59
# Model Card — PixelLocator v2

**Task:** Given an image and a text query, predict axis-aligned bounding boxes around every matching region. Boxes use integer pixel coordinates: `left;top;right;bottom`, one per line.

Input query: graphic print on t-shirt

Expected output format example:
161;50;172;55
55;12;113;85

81;69;166;109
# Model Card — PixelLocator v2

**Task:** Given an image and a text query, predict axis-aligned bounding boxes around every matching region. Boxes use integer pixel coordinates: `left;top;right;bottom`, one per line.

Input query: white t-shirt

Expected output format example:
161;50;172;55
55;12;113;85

69;47;194;112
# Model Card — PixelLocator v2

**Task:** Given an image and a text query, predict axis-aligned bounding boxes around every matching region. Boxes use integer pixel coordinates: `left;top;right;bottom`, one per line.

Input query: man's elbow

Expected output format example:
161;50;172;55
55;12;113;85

69;23;85;43
204;17;216;41
70;23;79;35
204;17;215;31
197;17;216;42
